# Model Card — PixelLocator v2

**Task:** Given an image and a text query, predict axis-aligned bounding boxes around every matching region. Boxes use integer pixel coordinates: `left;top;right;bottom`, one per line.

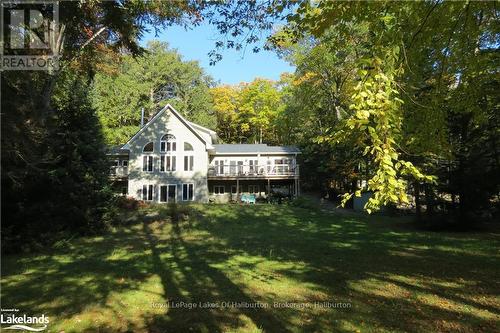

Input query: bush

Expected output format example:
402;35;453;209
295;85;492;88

115;196;139;211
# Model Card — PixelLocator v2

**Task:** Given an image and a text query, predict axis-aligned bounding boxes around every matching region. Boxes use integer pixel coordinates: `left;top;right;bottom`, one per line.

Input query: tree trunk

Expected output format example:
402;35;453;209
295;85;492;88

414;181;421;220
425;184;434;217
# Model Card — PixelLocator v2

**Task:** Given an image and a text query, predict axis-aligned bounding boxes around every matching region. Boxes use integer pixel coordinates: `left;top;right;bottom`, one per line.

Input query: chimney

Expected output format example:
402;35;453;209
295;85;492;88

140;108;145;128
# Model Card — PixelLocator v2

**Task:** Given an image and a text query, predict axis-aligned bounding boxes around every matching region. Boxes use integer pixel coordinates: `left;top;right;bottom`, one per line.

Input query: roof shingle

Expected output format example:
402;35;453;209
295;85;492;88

213;144;300;154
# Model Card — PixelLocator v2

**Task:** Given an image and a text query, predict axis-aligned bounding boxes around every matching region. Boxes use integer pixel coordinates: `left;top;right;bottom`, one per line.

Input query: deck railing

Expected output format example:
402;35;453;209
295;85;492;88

208;163;299;177
110;166;129;178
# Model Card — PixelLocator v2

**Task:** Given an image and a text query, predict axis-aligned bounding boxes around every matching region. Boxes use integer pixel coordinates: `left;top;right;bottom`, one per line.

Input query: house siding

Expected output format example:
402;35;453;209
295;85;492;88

127;108;209;203
112;104;300;204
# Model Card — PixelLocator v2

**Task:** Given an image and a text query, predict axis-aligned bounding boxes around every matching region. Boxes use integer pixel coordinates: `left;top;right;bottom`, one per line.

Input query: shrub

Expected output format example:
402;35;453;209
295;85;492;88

115;196;139;211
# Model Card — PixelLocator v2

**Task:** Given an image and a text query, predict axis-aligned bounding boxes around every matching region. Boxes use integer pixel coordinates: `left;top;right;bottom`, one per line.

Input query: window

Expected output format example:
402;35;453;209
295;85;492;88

214;185;225;195
274;158;291;174
143;155;153;172
160;155;176;172
122;160;128;167
248;185;259;194
112;160;119;166
184;155;194;171
143;141;154;172
160;185;177;202
215;160;224;175
230;161;236;175
282;158;293;173
249;160;258;173
182;183;194;201
143;142;154;152
184;142;193;151
231;185;242;194
238;161;243;174
142;184;154;201
160;134;176;152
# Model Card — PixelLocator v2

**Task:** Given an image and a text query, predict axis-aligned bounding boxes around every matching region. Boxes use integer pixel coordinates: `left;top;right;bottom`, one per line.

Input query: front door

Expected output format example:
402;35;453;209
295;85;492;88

160;184;177;203
237;161;243;175
160;185;168;202
230;161;236;175
168;184;176;202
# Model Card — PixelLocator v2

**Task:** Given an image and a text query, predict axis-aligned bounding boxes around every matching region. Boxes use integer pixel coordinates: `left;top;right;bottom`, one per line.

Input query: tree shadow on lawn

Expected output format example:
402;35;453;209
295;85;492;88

1;227;152;315
1;208;294;332
141;218;292;333
188;204;500;332
1;205;499;332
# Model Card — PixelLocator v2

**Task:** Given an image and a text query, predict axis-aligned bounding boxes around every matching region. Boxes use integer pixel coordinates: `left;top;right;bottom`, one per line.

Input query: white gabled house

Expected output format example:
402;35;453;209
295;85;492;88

108;104;300;203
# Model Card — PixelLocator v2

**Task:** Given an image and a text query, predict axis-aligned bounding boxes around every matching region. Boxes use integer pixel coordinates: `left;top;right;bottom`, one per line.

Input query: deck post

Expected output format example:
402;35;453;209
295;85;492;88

267;178;271;202
236;177;240;203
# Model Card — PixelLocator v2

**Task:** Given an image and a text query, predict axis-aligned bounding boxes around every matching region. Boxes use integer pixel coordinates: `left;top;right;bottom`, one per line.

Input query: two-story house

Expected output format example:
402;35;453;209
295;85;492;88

108;104;300;203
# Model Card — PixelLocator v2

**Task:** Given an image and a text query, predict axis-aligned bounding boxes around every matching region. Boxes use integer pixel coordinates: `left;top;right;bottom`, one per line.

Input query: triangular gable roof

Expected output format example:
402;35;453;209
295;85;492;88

122;104;208;149
187;121;216;135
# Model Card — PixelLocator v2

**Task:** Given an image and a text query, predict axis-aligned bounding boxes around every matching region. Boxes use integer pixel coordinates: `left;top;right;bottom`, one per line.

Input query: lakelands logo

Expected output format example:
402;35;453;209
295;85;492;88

1;309;49;331
0;0;60;71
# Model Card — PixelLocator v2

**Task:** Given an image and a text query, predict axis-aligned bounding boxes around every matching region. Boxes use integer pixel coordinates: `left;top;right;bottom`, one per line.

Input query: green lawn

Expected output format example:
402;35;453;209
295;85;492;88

2;204;499;332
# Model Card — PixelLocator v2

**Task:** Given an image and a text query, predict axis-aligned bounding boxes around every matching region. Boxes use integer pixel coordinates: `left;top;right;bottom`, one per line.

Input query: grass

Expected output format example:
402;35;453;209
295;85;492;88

1;203;499;332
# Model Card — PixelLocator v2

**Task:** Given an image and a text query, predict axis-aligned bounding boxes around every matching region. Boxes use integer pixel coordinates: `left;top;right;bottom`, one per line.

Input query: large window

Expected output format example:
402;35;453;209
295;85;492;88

249;159;258;173
214;185;225;195
160;185;177;202
160;134;176;152
230;161;236;175
142;184;154;201
275;158;292;174
160;155;176;172
143;155;153;172
184;155;194;171
142;142;154;172
215;160;224;175
182;183;194;201
160;134;176;172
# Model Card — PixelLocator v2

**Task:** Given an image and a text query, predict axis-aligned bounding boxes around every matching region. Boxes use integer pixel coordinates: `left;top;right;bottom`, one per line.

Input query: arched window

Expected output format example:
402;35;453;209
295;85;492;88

184;142;193;151
143;142;153;152
161;134;175;141
160;134;176;172
142;142;154;172
160;134;176;152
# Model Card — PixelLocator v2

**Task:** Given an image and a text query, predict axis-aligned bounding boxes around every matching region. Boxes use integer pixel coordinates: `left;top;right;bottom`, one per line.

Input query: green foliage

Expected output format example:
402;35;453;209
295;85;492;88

1;67;115;252
268;0;499;216
238;78;283;143
91;41;215;145
210;78;286;144
210;85;241;142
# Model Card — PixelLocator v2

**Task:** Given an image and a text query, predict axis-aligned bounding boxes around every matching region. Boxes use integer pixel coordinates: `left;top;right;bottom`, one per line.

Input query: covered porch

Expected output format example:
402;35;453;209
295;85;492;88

207;178;300;203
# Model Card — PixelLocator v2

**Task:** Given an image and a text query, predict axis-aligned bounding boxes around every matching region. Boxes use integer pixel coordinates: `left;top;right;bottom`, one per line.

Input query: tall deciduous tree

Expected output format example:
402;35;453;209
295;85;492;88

210;85;240;143
270;1;499;216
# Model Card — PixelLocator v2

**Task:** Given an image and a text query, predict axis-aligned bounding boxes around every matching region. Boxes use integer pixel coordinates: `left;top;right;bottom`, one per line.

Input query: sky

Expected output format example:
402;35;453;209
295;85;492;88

140;23;294;85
